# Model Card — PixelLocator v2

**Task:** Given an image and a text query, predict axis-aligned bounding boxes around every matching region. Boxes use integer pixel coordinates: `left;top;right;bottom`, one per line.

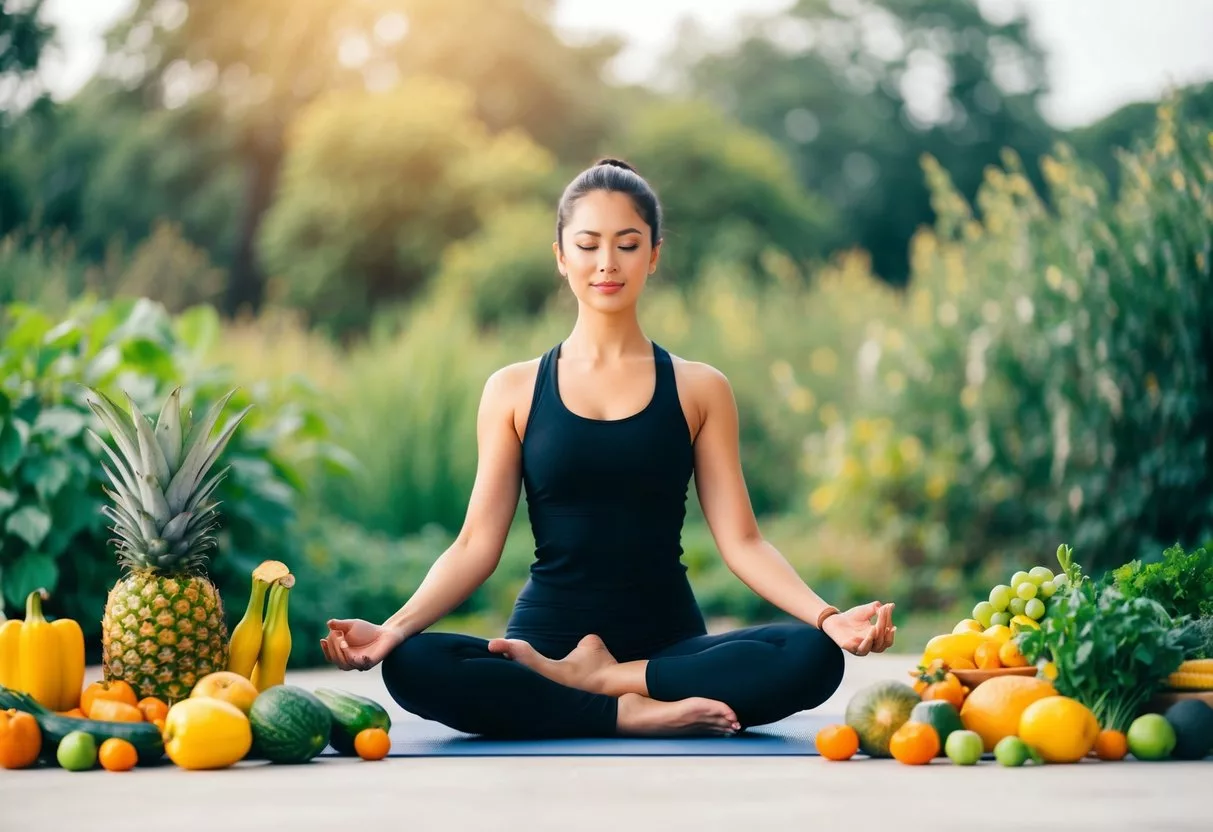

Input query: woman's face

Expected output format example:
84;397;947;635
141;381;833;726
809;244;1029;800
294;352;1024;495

554;189;661;313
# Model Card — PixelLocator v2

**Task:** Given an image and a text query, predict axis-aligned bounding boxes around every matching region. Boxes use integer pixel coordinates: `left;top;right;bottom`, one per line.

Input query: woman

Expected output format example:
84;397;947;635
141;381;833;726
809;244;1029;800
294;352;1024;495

319;159;896;739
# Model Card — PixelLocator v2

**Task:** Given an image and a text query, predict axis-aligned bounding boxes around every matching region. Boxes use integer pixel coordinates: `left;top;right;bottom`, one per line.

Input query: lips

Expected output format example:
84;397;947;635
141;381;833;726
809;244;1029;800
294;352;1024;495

591;282;624;294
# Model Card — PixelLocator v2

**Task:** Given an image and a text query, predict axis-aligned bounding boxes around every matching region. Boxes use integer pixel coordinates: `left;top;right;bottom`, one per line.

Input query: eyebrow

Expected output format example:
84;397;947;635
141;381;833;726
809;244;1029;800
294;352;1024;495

574;228;642;237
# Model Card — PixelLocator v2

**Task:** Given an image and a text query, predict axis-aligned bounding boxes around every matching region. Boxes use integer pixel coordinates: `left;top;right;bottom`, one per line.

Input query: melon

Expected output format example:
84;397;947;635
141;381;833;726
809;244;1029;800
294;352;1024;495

959;675;1056;752
844;681;921;758
248;685;332;764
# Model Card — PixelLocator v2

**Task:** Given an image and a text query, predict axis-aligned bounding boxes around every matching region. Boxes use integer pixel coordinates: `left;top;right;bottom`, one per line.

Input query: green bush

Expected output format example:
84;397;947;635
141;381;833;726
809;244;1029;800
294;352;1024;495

0;296;350;658
806;102;1213;605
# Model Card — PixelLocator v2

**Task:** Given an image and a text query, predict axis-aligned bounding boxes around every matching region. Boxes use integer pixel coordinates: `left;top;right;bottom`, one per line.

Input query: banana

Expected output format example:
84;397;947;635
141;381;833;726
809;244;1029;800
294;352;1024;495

253;574;294;691
227;574;271;679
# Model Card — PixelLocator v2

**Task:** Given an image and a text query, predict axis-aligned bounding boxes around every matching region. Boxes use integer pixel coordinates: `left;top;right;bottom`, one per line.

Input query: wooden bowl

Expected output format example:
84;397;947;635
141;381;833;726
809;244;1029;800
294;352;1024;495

951;666;1039;688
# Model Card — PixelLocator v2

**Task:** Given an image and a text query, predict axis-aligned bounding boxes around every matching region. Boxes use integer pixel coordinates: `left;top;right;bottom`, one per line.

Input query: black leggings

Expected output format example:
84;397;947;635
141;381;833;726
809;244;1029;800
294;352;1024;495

381;622;845;739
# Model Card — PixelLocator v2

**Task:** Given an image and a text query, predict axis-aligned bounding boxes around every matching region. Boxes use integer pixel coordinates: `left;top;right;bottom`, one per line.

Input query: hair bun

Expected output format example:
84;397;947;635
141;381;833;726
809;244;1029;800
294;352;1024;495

595;157;639;175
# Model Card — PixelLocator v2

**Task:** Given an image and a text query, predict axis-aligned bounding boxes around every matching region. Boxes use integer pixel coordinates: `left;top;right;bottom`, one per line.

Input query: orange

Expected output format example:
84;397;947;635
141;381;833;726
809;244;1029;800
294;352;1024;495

98;738;138;772
1018;696;1100;763
959;675;1056;752
889;722;939;765
355;728;391;761
974;642;1002;670
137;697;169;723
815;724;860;761
88;699;144;723
998;639;1029;668
946;657;976;670
81;680;138;718
1093;729;1128;761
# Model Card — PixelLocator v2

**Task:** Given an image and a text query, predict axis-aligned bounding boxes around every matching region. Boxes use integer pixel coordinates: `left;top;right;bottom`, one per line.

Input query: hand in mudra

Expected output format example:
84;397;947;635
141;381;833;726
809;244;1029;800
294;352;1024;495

320;618;405;671
822;601;896;656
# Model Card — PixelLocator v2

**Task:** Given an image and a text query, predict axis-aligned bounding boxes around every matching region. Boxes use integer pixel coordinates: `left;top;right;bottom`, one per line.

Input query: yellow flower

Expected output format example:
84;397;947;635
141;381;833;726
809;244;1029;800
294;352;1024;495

808;484;836;515
1045;265;1063;290
869;455;892;478
885;370;906;394
787;386;815;414
925;473;948;500
961;386;980;410
841;455;862;479
898;436;923;467
853;418;875;443
769;360;794;386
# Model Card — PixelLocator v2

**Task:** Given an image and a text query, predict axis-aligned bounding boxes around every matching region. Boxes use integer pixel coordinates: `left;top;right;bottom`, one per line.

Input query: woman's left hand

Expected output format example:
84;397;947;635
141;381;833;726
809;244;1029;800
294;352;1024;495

821;601;896;656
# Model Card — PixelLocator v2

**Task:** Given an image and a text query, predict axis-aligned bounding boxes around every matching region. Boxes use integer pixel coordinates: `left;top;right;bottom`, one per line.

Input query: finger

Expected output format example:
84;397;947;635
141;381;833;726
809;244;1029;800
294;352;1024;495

320;637;336;665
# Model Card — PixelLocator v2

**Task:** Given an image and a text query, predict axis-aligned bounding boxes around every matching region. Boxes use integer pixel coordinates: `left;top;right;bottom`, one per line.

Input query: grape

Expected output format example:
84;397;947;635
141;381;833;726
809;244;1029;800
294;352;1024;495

1016;581;1038;601
972;601;995;628
1028;566;1054;584
1010;571;1031;588
989;585;1012;612
1009;597;1027;617
1039;580;1056;599
1052;573;1069;588
990;611;1011;627
1025;598;1046;620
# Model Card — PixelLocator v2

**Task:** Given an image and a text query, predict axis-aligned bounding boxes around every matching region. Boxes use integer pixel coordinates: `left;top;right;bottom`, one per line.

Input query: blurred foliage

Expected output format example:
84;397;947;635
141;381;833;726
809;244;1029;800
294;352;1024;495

669;0;1056;284
802;102;1213;606
0;296;354;662
258;77;557;337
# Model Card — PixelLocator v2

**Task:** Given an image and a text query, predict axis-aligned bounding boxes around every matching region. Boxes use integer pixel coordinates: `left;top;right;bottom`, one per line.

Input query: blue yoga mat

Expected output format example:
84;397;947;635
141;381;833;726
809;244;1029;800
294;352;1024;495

321;711;834;757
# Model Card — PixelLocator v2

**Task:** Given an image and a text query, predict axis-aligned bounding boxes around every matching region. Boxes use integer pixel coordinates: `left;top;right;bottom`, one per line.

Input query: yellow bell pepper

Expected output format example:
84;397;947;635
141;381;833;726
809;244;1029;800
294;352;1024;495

0;615;20;691
2;590;86;711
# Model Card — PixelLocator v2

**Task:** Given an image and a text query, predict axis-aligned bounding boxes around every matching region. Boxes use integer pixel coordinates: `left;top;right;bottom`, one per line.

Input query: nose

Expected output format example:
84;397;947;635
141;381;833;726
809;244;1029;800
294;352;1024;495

598;251;619;274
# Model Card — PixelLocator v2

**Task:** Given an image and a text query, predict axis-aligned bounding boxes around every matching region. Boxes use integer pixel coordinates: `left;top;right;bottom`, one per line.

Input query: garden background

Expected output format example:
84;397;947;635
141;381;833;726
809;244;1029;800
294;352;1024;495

1;0;1211;667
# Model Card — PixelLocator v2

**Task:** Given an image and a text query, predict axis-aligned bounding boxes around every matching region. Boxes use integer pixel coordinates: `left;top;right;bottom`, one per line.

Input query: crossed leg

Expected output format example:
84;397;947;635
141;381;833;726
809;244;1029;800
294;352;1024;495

381;632;740;740
488;621;845;730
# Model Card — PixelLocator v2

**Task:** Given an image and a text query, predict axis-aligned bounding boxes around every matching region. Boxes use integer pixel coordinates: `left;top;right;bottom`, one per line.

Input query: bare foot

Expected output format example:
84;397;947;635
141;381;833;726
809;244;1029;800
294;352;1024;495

487;634;618;694
616;693;741;737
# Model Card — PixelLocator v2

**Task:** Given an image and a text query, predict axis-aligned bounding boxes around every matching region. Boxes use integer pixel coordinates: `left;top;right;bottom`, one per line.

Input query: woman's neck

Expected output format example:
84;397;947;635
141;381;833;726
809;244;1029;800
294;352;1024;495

562;309;649;362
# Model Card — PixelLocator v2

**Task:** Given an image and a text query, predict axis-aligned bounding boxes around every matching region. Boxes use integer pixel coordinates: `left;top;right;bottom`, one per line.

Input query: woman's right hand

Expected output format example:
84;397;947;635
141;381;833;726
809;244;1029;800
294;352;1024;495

320;619;406;671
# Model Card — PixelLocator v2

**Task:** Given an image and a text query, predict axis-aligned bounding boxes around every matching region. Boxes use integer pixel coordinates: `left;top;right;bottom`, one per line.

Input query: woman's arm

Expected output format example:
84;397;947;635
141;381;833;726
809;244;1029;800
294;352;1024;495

688;363;895;654
380;364;526;639
689;364;836;627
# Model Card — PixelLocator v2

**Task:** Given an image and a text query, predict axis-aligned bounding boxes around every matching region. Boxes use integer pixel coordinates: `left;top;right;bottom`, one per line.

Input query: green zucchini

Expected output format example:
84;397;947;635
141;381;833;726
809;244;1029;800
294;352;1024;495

0;684;165;765
313;687;392;755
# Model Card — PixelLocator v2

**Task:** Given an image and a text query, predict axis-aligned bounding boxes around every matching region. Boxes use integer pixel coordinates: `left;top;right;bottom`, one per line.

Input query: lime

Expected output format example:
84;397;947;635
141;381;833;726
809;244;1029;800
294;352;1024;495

1127;714;1176;761
972;601;995;628
1016;581;1038;601
989;611;1011;627
1024;598;1046;620
1039;580;1056;599
994;735;1031;767
57;730;98;772
989;585;1012;612
1010;571;1031;589
1028;566;1054;585
945;730;984;766
1009;597;1027;617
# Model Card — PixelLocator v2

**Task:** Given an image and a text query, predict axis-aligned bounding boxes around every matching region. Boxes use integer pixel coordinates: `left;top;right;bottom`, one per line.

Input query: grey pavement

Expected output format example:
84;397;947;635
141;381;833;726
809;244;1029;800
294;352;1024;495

1;653;1206;832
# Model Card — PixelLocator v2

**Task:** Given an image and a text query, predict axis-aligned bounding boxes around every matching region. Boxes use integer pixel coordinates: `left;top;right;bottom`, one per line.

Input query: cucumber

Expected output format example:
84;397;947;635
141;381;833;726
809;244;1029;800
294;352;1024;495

314;687;392;756
0;684;165;765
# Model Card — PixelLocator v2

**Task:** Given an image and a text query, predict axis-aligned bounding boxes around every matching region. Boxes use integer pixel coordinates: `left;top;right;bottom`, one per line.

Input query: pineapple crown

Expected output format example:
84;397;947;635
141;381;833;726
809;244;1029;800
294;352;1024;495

84;386;252;575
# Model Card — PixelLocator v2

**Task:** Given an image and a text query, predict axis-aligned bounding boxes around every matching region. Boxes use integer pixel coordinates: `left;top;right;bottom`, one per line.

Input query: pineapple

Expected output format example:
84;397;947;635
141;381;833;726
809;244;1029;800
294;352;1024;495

86;386;252;704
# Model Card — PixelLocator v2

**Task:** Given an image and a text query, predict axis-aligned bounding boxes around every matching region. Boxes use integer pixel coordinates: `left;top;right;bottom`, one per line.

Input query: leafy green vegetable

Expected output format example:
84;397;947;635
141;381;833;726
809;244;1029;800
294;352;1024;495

1018;574;1200;733
1181;617;1213;660
1109;543;1213;621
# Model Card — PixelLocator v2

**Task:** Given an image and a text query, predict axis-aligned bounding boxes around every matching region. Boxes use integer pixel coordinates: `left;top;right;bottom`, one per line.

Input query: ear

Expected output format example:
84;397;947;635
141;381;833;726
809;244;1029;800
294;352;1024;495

648;238;663;274
552;241;567;277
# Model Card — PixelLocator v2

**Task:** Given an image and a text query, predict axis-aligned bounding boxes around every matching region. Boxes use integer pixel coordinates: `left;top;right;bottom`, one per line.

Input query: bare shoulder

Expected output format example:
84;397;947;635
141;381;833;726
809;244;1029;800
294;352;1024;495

484;357;543;439
667;354;737;428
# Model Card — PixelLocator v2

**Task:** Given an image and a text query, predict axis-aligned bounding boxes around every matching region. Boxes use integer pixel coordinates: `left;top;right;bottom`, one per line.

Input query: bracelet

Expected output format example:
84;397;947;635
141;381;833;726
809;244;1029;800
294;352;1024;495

815;606;840;630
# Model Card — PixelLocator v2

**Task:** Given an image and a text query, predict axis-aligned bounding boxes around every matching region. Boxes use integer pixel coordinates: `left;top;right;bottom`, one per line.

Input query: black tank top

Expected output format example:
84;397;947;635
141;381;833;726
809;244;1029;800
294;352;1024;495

519;340;695;590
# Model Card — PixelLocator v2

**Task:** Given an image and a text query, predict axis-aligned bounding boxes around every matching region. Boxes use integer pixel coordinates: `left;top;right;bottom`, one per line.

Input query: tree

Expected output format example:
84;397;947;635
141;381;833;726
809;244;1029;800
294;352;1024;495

618;100;837;285
668;0;1057;284
97;0;622;319
257;77;556;336
0;0;56;232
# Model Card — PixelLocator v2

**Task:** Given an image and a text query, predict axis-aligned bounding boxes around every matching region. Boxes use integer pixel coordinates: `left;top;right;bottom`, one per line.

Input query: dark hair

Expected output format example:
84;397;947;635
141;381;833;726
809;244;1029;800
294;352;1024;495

556;157;662;251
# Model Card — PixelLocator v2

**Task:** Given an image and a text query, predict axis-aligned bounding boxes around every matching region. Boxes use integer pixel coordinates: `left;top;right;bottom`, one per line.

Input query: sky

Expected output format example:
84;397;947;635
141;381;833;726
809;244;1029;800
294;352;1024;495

32;0;1213;129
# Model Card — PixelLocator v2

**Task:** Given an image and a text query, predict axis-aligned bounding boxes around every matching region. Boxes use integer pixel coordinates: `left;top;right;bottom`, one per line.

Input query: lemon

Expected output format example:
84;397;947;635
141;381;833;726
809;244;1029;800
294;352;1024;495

164;697;253;770
1010;614;1040;633
983;624;1013;644
953;619;985;635
1018;696;1099;763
